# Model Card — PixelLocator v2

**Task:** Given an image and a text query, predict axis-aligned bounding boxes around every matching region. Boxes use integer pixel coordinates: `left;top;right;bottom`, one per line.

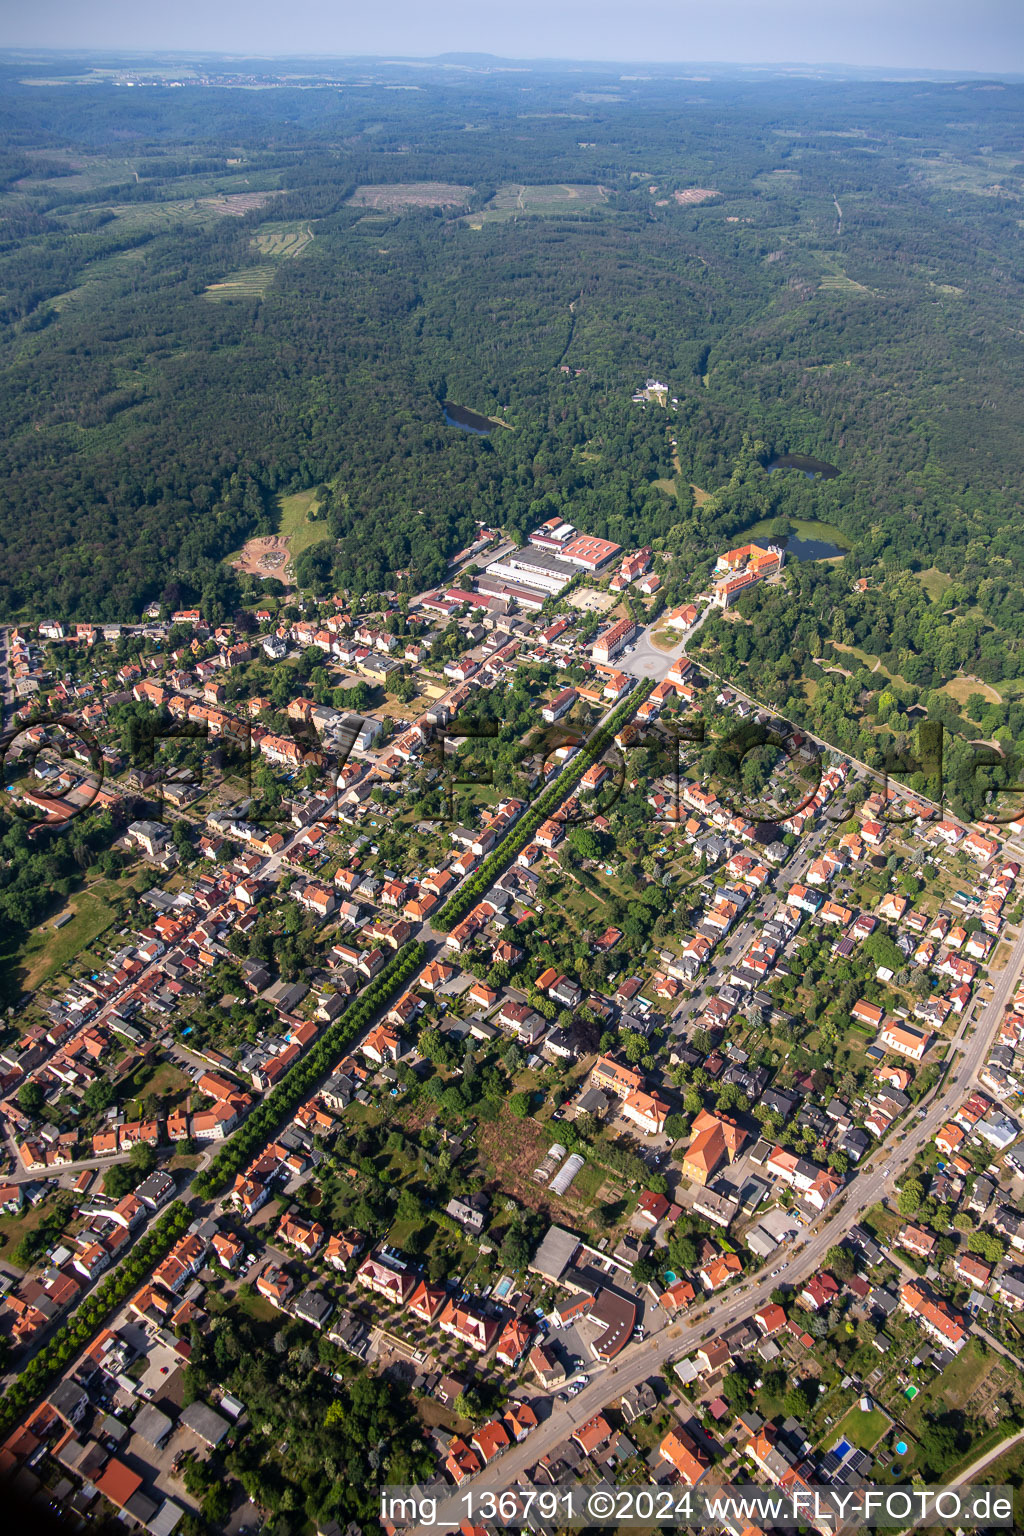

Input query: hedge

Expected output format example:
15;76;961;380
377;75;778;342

433;678;655;932
192;940;427;1199
0;1199;193;1438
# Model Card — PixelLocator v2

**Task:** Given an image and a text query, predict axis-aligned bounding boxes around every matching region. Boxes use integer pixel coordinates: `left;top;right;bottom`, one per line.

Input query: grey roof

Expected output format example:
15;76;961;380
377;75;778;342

48;1380;87;1421
261;979;309;1011
180;1400;229;1446
872;1286;899;1316
146;1499;185;1536
136;1170;175;1206
530;1224;580;1282
132;1404;174;1447
294;1288;334;1327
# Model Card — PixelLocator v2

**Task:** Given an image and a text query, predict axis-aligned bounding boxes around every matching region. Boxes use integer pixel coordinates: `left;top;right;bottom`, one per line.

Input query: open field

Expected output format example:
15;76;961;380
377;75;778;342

347;182;472;211
253;221;315;258
203;265;276;302
467;183;610;226
941;675;1002;706
227;489;326;583
45;246;150;313
15;883;120;991
277;488;328;557
976;1435;1024;1487
902;1339;1011;1434
916;566;953;602
11;152;140;197
475;1109;598;1228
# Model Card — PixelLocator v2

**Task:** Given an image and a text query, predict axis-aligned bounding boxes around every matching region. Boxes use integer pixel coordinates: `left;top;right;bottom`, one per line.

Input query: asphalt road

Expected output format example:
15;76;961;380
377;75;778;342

417;917;1024;1523
620;606;714;685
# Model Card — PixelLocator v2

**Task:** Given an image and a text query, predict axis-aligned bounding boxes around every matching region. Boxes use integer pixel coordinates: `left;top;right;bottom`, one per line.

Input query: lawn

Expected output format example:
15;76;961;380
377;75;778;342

15;881;120;991
831;642;912;689
831;1401;891;1453
901;1339;995;1434
0;1199;60;1264
277;488;329;559
916;566;953;603
940;676;1002;706
238;1288;283;1324
571;1163;607;1203
124;1060;190;1108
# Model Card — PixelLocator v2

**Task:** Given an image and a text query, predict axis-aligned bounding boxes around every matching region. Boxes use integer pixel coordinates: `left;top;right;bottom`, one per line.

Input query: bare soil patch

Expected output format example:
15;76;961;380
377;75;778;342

348;182;472;211
230;534;294;584
674;188;718;205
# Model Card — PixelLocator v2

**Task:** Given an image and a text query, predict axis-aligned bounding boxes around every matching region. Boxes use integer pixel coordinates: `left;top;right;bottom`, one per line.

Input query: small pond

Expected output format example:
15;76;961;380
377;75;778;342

444;401;494;435
766;452;839;480
785;533;846;561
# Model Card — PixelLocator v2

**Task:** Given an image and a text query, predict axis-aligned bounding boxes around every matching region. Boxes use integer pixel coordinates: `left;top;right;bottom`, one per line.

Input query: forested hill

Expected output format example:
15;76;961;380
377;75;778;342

0;59;1023;633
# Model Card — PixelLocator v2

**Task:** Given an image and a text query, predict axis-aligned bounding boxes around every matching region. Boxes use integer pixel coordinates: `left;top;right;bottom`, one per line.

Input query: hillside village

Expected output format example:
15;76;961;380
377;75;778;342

2;518;1024;1532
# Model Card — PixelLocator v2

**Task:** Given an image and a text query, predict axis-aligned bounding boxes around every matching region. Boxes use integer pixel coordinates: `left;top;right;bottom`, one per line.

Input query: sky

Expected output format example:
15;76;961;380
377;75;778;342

2;0;1022;76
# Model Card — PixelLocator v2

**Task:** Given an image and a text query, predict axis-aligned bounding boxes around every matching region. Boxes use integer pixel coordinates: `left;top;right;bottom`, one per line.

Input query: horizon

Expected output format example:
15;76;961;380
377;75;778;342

1;47;1022;81
2;1;1022;77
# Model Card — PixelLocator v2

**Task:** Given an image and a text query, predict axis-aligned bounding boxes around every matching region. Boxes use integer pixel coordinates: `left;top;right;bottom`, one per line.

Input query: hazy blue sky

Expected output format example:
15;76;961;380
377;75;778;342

2;0;1022;75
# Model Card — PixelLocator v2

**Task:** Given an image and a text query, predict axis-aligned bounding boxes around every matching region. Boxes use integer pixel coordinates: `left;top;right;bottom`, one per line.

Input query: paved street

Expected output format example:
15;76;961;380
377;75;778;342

620;605;713;683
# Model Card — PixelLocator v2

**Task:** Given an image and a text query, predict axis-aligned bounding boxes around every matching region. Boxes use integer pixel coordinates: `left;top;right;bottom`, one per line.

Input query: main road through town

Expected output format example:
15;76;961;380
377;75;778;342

415;916;1024;1525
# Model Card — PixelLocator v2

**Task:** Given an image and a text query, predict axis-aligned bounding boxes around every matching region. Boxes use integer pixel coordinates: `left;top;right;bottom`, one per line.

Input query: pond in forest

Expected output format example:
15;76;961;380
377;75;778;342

766;452;839;479
746;517;851;561
785;533;846;560
443;401;494;435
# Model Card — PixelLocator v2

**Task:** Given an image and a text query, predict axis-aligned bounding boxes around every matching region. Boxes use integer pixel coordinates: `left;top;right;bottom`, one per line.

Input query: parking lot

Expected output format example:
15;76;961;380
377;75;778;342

565;588;617;613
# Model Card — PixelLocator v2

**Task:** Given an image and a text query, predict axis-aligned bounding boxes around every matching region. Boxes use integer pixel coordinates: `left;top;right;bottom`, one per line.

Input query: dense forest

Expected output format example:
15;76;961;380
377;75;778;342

1;57;1024;674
